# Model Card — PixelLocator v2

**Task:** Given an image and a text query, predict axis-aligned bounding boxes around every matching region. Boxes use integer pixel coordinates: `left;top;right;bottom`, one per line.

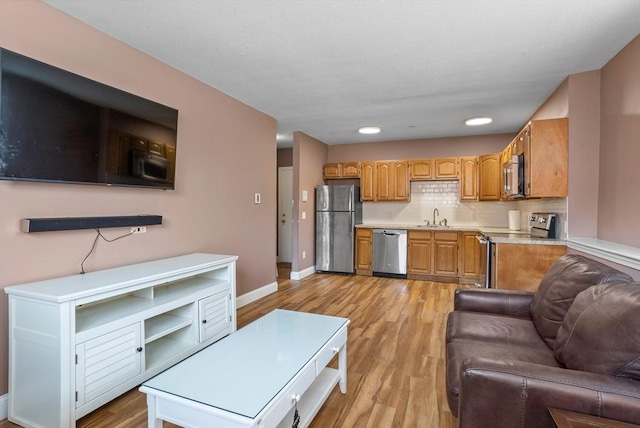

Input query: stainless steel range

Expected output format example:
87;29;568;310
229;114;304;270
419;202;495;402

529;212;559;238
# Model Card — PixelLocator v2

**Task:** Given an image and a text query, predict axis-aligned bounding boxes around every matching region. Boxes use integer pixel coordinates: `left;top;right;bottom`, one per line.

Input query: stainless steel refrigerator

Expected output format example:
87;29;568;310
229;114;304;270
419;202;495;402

315;185;362;274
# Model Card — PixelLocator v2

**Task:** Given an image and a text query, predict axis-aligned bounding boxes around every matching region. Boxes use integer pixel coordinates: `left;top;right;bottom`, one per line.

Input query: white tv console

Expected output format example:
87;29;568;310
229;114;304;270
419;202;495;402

4;253;238;428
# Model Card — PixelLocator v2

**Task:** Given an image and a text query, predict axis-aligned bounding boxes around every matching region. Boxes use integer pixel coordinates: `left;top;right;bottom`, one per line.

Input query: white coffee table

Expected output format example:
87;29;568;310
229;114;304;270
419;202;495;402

140;309;350;428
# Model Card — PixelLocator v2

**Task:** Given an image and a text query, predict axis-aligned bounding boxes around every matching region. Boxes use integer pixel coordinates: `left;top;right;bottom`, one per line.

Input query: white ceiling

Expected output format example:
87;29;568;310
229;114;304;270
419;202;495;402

43;0;639;149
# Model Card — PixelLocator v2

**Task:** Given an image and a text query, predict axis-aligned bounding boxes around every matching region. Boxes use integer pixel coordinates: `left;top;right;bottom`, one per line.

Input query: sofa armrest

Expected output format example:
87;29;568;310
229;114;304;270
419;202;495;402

453;288;534;318
457;359;640;428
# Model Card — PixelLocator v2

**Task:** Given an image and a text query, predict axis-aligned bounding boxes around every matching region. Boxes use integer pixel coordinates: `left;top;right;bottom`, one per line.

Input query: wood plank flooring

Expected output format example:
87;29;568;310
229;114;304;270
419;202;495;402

1;266;460;427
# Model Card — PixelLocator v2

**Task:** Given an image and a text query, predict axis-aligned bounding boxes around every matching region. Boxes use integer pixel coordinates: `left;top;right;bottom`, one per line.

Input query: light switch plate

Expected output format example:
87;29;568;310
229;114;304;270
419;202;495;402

302;190;308;202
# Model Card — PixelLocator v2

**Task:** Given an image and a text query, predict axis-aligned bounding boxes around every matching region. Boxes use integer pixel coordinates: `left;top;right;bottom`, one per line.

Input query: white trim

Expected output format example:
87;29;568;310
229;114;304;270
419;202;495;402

236;281;278;308
0;393;7;420
290;266;316;280
566;238;640;270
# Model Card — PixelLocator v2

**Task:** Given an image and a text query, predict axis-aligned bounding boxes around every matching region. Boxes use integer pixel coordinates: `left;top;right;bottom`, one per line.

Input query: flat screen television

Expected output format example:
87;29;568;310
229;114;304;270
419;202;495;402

0;48;178;189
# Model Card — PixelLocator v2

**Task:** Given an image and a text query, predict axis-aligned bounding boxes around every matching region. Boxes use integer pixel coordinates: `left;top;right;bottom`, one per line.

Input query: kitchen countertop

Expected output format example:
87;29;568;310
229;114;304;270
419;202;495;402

356;224;566;245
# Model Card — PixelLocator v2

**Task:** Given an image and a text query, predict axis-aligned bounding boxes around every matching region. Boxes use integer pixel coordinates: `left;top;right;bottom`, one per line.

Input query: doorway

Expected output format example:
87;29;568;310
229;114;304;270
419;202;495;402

277;166;293;263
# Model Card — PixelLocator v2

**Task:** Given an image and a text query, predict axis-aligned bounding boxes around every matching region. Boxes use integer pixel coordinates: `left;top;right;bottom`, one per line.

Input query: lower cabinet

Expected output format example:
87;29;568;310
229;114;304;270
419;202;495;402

5;253;238;428
408;230;433;275
75;324;143;407
492;243;567;291
459;232;485;284
408;231;460;279
355;228;372;274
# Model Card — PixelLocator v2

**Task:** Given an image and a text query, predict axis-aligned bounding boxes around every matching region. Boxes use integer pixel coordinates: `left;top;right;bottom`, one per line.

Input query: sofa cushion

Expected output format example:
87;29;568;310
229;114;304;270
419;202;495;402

530;254;633;349
447;311;548;349
554;282;640;380
446;339;560;417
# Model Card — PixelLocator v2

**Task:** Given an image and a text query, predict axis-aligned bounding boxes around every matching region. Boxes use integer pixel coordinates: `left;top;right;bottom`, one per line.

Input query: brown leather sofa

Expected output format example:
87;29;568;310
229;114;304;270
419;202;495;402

445;254;640;427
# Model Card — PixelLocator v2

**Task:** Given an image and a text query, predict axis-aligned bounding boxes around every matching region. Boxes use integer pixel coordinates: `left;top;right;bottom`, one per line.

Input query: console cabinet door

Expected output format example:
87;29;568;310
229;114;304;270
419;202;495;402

75;323;142;407
199;290;232;343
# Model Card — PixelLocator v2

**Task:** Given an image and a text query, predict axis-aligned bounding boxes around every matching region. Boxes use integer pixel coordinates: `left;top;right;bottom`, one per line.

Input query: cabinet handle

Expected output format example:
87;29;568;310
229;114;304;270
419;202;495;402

136;347;143;352
202;319;207;324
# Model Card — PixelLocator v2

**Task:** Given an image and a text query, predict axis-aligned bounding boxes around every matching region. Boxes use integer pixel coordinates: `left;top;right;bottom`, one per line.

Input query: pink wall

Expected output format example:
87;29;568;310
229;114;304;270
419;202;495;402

292;132;327;273
327;133;512;162
566;71;602;238
0;0;277;395
598;36;640;247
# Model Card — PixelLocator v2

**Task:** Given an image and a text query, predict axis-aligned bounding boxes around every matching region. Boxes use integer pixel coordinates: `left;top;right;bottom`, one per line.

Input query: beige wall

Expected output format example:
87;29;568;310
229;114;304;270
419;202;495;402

327;133;512;162
598;36;640;246
526;36;639;248
292;132;327;273
0;0;277;395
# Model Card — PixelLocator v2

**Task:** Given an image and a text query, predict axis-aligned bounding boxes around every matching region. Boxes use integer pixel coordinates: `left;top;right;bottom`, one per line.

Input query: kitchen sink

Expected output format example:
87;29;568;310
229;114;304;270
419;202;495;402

414;224;452;229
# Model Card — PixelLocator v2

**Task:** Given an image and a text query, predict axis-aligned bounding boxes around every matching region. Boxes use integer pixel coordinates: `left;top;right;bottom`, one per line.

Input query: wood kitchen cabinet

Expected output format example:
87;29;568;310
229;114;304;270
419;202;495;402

355;228;373;274
459;232;484;284
360;162;376;201
322;162;361;179
434;157;459;178
408;230;433;275
459;156;478;201
376;160;409;201
478;153;501;200
409;159;434;180
526;118;568;198
433;231;459;276
492;243;567;291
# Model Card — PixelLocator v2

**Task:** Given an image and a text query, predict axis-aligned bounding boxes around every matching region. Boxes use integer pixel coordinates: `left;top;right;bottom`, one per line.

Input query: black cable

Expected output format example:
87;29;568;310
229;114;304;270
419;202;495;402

80;228;135;274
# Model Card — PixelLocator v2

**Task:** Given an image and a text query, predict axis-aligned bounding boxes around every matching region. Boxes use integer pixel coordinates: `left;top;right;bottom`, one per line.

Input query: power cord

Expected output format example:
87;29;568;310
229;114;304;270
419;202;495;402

80;228;135;274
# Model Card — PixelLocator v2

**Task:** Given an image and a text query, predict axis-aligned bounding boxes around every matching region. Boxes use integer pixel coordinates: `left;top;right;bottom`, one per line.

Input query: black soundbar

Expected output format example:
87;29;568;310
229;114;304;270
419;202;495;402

20;215;163;233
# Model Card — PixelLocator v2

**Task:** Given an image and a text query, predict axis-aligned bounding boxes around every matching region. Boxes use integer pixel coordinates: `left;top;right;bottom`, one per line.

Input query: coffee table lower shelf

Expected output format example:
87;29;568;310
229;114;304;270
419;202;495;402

275;368;340;428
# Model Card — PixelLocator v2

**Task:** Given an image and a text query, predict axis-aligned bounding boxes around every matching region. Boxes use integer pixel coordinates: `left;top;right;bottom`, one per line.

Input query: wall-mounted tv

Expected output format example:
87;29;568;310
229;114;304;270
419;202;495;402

0;48;178;189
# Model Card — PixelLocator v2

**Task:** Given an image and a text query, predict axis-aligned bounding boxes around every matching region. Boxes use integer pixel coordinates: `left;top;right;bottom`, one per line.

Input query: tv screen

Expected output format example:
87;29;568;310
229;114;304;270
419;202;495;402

0;48;178;189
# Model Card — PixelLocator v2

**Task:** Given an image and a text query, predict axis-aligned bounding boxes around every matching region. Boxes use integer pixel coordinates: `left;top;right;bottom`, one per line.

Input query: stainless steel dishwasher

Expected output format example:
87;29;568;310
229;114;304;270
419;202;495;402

372;229;407;278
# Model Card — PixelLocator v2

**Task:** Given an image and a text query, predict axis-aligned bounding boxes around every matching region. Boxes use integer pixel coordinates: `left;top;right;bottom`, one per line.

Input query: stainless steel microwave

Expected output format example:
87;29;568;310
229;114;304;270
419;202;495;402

503;153;525;198
130;150;169;183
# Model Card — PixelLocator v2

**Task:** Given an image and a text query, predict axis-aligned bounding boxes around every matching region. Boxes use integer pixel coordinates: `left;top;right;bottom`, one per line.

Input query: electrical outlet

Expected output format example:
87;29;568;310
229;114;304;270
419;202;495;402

301;211;306;220
131;226;146;234
302;251;306;259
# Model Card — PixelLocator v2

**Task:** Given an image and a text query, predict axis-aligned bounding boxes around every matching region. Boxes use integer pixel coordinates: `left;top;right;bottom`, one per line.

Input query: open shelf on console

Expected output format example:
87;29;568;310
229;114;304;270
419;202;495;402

76;276;227;335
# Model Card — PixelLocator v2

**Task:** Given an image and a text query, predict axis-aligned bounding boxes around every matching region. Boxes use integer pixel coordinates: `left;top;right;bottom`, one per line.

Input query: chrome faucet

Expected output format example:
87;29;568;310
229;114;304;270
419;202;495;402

433;207;439;226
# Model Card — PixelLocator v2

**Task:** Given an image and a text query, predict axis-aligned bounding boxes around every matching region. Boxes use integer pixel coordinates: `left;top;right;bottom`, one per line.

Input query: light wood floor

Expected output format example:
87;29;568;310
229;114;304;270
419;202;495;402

1;264;460;427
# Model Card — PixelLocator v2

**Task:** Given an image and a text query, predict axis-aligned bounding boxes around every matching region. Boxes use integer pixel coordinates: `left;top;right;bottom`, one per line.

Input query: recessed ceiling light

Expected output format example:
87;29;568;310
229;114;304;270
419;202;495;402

465;117;493;126
358;126;381;134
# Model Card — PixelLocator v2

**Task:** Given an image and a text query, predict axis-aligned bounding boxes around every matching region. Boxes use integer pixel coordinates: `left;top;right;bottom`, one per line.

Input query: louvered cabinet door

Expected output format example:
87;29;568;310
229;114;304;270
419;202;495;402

75;323;142;407
198;290;232;343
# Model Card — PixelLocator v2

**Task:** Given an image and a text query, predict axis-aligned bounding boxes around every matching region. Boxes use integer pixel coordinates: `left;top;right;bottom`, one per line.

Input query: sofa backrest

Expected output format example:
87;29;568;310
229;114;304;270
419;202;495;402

554;282;640;380
530;254;633;348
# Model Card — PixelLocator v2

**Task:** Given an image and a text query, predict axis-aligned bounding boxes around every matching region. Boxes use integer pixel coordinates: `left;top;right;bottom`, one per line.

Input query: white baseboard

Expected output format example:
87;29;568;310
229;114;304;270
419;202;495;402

0;393;7;420
290;265;316;280
236;281;278;308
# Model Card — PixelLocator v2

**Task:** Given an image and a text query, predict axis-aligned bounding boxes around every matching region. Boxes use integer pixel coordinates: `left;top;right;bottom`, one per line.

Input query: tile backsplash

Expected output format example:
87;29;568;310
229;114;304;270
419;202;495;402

362;181;568;237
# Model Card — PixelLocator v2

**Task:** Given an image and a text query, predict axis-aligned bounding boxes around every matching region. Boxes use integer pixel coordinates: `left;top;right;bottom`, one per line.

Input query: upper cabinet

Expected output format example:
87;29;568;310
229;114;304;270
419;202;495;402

376;161;410;201
409;159;434;180
360;162;376;201
459;156;478;201
478;153;501;201
434;158;459;178
526;118;568;198
410;157;459;180
323;162;361;179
